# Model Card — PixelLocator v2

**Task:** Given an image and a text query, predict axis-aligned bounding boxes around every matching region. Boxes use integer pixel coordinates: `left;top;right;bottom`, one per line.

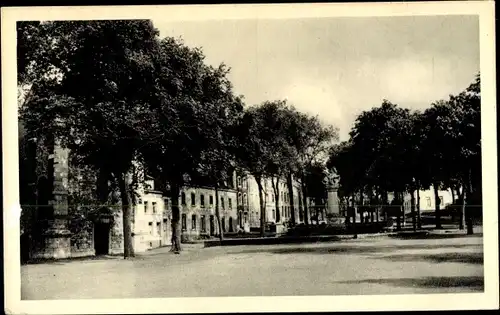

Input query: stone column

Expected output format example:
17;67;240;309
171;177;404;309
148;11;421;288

34;144;72;259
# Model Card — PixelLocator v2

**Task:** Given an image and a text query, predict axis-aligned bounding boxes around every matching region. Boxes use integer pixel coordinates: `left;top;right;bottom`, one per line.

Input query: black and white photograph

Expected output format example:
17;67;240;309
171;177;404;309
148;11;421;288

2;2;498;314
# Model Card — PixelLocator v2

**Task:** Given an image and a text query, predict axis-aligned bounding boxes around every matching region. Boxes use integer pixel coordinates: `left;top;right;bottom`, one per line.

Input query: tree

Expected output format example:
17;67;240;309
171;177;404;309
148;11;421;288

287;111;338;225
304;162;329;223
194;66;244;242
18;20;161;258
342;101;414;230
258;101;297;226
140;38;243;251
235;105;277;236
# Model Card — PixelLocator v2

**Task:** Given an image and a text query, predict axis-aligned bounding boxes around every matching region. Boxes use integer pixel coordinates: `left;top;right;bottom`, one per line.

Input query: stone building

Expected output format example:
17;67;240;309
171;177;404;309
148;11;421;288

133;177;239;251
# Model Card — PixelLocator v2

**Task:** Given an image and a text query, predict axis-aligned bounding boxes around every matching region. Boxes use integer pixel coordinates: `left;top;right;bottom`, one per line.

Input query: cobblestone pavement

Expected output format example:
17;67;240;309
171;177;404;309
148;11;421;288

21;234;483;299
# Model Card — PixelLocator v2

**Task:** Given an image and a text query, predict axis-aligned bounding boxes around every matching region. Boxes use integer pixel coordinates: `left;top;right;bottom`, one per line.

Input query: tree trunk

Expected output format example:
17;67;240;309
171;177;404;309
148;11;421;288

459;184;465;230
396;192;402;231
117;173;134;258
301;175;309;225
170;184;182;253
287;171;296;225
382;190;389;222
417;188;422;229
271;177;280;223
215;186;223;242
368;188;374;223
465;169;473;235
351;196;357;239
433;183;442;229
256;176;266;237
410;189;416;232
359;190;364;224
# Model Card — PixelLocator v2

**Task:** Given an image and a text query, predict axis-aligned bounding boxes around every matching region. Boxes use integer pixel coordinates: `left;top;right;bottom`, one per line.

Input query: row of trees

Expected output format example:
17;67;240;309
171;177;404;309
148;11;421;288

327;74;481;233
18;20;337;258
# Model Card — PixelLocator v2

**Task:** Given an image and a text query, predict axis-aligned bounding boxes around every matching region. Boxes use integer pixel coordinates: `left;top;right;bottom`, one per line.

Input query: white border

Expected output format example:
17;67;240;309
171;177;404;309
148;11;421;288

2;2;498;314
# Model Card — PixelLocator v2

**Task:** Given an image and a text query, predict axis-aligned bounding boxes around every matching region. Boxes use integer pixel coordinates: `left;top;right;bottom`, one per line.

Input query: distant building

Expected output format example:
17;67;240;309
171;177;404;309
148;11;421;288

235;172;307;232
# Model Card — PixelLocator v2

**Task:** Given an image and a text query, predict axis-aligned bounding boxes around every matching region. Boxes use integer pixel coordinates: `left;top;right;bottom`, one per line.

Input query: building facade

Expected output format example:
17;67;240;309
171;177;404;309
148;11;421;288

236;173;305;232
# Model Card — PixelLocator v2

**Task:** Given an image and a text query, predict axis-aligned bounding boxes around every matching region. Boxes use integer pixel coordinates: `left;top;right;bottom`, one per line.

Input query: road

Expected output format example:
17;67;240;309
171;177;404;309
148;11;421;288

21;234;483;299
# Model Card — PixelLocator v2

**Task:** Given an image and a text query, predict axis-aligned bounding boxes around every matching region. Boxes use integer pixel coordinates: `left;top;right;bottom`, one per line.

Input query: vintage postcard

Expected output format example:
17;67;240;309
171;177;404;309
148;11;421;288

2;2;498;314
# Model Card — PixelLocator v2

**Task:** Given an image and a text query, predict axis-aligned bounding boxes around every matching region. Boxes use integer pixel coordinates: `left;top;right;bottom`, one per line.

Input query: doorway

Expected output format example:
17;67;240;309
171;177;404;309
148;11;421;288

94;222;110;255
209;215;215;236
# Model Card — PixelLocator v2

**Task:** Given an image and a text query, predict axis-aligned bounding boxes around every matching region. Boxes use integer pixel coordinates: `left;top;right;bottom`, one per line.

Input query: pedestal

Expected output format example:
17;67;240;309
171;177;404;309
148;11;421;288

31;218;72;259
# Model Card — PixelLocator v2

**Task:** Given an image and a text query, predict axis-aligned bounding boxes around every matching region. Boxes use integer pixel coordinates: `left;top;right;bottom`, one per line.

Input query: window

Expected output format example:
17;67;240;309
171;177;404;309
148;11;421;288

201;215;206;232
243;194;247;205
152;202;157;214
221;197;225;210
222;217;226;232
209;195;214;206
182;214;187;231
192;214;197;230
181;192;186;205
229;217;234;232
271;194;274;202
191;193;196;206
282;206;285;218
144;201;148;213
200;194;205;207
228;198;232;209
148;222;153;235
272;209;275;220
156;222;161;235
238;193;242;205
426;197;431;207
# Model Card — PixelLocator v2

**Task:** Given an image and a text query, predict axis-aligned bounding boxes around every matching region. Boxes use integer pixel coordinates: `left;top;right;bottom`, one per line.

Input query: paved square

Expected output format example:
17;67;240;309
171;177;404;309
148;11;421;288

21;235;483;299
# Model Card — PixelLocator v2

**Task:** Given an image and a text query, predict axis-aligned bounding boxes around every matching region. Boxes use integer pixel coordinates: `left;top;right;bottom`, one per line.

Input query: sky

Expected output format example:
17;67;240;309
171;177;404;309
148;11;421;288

152;15;479;141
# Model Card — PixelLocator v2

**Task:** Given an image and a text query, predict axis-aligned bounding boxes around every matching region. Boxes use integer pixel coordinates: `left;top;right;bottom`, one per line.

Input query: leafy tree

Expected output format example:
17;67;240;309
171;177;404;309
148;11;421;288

287;111;338;225
235;105;275;236
194;66;244;242
304;162;329;223
18;20;161;258
140;38;242;251
345;101;413;230
257;101;297;225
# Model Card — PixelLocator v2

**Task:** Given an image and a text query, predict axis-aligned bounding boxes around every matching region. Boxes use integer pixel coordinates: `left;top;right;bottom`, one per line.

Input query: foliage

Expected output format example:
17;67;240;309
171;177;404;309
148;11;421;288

18;20;162;258
327;74;481;230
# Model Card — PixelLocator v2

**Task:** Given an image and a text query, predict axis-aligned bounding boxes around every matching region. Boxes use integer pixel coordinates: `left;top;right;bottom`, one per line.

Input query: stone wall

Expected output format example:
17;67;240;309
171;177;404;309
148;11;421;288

70;219;95;258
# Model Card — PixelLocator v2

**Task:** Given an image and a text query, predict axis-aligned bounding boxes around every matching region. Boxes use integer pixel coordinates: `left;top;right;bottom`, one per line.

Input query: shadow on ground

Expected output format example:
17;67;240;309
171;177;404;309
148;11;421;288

230;243;481;256
23;255;124;266
389;233;483;240
338;276;484;291
373;252;483;265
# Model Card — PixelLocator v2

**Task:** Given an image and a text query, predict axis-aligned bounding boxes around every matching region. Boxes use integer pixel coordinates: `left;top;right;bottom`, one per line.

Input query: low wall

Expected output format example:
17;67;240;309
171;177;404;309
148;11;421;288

204;235;343;247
